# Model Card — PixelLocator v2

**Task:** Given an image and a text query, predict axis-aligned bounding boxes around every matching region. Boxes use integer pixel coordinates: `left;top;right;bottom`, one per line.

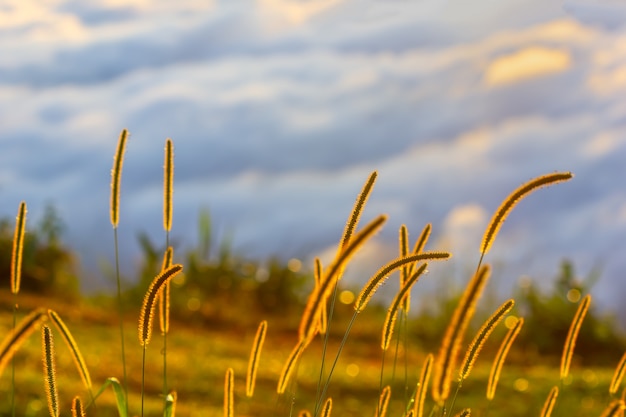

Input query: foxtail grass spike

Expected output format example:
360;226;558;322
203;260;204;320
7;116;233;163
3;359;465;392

72;396;86;417
338;171;377;253
403;223;432;312
382;264;428;350
600;400;626;417
47;310;92;391
299;214;387;342
298;411;312;417
159;246;174;335
0;308;46;377
11;201;27;294
399;225;410;311
313;258;328;334
246;320;267;397
610;353;626;395
414;354;433;417
224;368;234;417
355;251;450;313
454;409;471;417
321;397;333;417
377;386;391;417
480;172;573;256
432;264;491;404
138;264;183;346
110;129;128;228
459;299;514;381
42;325;59;417
560;294;591;380
486;317;524;400
539;386;559;417
164;138;174;232
277;340;306;394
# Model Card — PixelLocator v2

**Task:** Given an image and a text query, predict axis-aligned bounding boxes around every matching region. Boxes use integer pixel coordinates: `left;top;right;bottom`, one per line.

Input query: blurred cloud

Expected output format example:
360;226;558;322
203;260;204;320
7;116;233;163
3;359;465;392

1;0;625;316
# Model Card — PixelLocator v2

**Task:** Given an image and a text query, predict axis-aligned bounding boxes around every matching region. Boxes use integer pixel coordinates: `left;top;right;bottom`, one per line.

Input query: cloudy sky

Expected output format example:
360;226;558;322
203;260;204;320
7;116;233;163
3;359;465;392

1;0;626;316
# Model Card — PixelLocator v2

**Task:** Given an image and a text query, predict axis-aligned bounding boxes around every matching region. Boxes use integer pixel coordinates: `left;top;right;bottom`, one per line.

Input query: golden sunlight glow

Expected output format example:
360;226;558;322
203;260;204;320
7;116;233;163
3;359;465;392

339;290;355;305
567;288;581;303
513;378;529;392
258;0;343;25
485;47;571;86
504;316;519;330
346;363;360;377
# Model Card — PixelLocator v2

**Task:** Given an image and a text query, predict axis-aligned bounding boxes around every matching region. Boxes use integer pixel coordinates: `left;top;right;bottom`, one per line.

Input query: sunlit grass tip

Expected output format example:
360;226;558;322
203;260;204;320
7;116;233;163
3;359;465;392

610;352;626;395
480;171;573;256
432;264;491;404
298;214;387;342
354;251;451;313
246;320;267;397
414;354;433;417
11;201;27;294
164;137;174;232
159;246;174;335
138;264;183;346
599;399;626;417
560;294;591;380
47;310;92;391
42;324;59;417
338;170;377;253
0;308;47;377
486;317;524;400
540;386;559;417
377;385;391;417
459;299;514;381
110;129;128;228
277;340;307;394
321;397;333;417
224;368;234;417
71;396;85;417
382;263;428;350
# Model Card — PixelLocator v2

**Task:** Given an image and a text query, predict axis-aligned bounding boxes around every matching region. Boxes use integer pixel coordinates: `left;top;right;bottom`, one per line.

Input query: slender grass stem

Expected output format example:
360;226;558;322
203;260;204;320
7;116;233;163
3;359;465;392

141;344;146;417
378;348;387;417
10;294;17;417
114;227;129;415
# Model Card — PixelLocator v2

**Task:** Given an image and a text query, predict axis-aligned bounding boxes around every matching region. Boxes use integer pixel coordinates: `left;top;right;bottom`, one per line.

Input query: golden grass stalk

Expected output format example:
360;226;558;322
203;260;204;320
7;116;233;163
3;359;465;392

0;308;46;377
110;129;128;228
164;138;174;232
403;223;432;311
298;214;387;342
414;354;433;417
611;353;626;395
600;400;626;417
72;396;85;417
246;320;268;397
47;310;92;391
480;172;573;256
42;325;59;417
432;264;491;404
337;171;377;253
321;397;333;417
382;263;428;350
224;368;234;417
11;201;27;294
298;411;312;417
313;258;328;335
138;264;183;346
399;225;410;311
459;299;514;381
159;246;174;335
560;294;591;380
453;409;471;417
486;317;524;400
354;251;451;313
377;385;391;417
539;386;559;417
277;340;307;394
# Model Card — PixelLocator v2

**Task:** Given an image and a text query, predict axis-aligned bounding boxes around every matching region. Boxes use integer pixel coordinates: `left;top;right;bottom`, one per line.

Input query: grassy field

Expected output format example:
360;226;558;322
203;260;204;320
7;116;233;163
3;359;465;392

0;290;622;417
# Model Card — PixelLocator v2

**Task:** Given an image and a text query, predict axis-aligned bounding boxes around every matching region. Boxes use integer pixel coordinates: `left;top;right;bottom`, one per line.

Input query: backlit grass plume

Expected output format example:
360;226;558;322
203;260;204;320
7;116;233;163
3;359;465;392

138;264;184;346
539;386;559;417
599;400;626;417
486;317;524;400
163;138;174;232
47;310;93;394
0;308;47;377
432;265;491;404
246;320;267;397
225;368;234;417
459;299;514;382
11;201;27;295
480;171;573;258
414;354;433;417
610;352;626;395
560;294;591;380
71;396;85;417
42;325;59;417
110;129;128;229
